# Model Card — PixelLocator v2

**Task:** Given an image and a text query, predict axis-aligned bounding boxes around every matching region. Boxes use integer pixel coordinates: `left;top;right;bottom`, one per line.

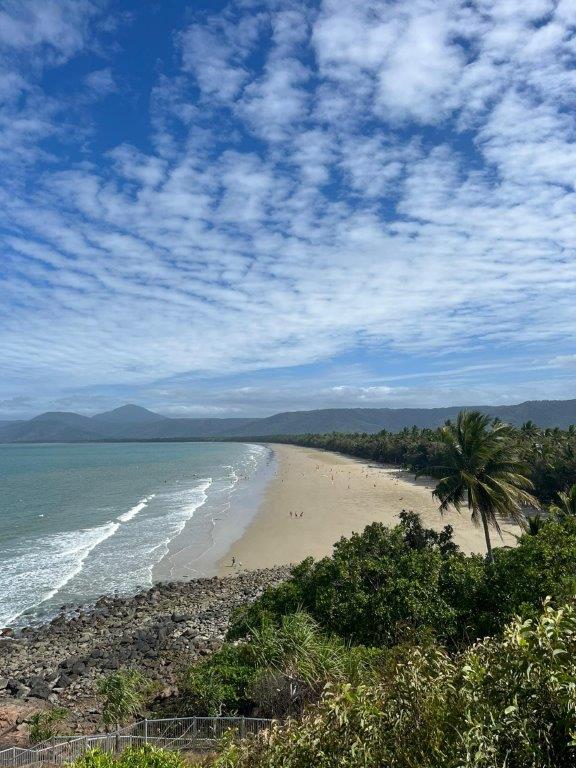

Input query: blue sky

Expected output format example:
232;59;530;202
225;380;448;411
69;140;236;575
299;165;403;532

0;0;575;419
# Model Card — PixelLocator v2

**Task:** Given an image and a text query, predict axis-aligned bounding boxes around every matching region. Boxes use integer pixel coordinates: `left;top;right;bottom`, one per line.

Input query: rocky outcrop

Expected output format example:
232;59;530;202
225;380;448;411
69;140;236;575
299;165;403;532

0;568;289;744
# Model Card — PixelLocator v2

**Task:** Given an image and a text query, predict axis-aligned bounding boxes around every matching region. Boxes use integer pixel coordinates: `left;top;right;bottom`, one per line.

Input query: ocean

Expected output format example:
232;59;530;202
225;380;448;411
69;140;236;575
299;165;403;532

0;441;270;629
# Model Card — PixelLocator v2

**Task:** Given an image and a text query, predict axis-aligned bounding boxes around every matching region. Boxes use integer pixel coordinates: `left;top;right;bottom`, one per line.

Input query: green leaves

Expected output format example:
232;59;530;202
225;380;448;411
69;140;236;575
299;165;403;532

28;707;68;744
230;517;464;649
179;643;256;717
180;612;383;719
213;601;576;768
550;484;576;519
97;670;154;729
429;411;538;562
74;746;184;768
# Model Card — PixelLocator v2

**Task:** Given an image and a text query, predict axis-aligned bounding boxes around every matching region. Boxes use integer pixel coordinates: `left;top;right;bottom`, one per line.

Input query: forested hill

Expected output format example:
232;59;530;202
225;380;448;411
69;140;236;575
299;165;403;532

244;399;576;435
0;399;575;443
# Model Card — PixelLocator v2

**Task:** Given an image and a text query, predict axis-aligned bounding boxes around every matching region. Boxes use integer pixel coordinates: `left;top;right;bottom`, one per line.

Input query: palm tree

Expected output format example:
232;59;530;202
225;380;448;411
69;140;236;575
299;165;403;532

549;484;576;519
520;420;541;438
425;411;537;563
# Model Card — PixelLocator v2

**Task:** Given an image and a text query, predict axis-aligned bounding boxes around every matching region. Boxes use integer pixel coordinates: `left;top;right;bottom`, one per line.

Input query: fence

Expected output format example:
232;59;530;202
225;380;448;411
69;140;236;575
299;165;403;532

0;717;272;767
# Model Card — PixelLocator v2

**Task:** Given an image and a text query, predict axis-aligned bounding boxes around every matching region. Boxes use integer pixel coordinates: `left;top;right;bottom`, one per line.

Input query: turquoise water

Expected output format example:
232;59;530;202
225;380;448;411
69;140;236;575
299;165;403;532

0;442;267;628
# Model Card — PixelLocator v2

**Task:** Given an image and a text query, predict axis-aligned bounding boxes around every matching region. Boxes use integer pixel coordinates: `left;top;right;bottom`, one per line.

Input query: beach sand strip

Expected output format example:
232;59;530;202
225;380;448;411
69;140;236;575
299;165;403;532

219;444;521;574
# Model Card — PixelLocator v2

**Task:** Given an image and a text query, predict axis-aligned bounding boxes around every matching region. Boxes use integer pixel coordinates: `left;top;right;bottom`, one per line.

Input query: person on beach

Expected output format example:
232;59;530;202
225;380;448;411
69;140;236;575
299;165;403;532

232;556;236;566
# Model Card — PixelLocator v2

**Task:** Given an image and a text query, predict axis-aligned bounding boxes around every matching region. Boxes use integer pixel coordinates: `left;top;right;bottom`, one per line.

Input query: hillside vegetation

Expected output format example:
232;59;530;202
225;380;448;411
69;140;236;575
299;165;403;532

74;512;576;767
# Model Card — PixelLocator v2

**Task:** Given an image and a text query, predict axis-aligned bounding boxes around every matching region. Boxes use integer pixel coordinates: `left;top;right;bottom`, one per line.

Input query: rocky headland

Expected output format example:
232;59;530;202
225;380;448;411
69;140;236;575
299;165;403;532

0;567;290;746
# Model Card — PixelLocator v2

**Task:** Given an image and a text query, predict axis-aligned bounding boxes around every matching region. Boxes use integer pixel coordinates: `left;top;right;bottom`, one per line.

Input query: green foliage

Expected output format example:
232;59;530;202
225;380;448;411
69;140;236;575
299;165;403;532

97;669;154;728
179;643;256;716
179;612;383;718
229;514;477;647
28;707;68;744
426;411;537;561
229;514;576;649
550;483;576;519
213;601;576;768
458;598;576;767
73;746;184;768
470;516;576;637
246;612;382;717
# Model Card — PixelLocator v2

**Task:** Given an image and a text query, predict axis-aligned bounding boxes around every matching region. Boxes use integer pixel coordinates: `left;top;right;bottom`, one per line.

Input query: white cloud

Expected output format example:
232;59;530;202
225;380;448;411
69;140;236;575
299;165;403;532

180;24;248;101
0;0;575;410
375;9;465;123
0;0;97;57
0;0;104;168
236;58;310;141
550;354;576;367
84;67;116;96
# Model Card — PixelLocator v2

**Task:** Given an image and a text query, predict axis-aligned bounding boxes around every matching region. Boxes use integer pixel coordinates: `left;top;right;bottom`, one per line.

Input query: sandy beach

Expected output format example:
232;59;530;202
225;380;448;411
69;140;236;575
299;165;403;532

219;444;521;574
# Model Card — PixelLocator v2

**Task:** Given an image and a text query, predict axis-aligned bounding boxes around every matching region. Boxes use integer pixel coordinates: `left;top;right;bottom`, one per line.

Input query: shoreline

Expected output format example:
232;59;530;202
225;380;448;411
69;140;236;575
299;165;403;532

0;567;290;743
153;444;276;582
218;444;521;573
3;441;522;634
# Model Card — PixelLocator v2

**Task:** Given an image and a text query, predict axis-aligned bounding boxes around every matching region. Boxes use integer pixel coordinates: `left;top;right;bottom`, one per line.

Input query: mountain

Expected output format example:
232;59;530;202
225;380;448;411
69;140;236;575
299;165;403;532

229;400;576;436
121;417;257;439
91;404;169;426
0;399;575;443
88;405;170;440
0;412;104;442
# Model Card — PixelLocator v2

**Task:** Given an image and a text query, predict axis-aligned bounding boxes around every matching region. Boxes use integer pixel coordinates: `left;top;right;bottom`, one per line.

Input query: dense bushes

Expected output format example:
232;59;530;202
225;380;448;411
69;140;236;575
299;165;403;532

177;612;383;718
229;513;576;648
98;670;155;729
74;746;184;768
214;601;576;768
179;642;255;716
74;511;576;767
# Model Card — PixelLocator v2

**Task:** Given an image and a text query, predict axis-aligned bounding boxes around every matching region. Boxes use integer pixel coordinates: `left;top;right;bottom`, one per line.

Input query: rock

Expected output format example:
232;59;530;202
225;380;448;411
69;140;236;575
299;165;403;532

0;566;291;739
29;683;52;700
0;701;37;745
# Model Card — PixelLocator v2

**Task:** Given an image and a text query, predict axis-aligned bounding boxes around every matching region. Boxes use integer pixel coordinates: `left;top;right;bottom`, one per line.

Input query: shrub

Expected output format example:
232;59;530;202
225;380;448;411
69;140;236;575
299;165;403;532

470;516;576;638
245;612;382;717
229;515;576;649
179;643;256;716
74;746;184;768
213;600;576;768
229;516;466;647
458;598;576;767
179;612;383;718
97;670;155;729
28;707;68;744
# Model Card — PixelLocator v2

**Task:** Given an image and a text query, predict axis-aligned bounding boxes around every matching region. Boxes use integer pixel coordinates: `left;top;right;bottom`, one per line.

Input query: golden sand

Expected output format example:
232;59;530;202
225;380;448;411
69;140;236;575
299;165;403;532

219;444;521;574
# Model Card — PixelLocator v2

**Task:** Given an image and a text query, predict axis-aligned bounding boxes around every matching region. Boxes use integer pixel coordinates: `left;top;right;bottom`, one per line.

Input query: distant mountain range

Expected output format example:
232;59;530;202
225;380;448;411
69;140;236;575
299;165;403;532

0;400;575;443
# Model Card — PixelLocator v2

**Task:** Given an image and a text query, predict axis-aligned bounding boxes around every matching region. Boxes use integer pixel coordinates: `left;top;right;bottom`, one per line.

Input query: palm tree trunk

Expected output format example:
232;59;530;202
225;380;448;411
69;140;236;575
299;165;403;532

479;509;494;564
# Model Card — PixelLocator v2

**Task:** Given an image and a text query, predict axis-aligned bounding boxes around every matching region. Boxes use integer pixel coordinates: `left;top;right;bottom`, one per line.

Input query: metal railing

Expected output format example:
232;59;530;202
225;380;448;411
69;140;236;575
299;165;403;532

0;716;272;767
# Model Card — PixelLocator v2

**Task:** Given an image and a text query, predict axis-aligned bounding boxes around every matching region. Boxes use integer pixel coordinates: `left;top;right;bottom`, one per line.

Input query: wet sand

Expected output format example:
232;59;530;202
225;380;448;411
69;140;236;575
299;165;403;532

219;444;521;574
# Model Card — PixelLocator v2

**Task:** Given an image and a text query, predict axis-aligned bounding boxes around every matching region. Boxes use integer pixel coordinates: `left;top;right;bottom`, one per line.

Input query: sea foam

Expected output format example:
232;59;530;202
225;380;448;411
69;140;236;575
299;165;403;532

0;520;120;628
1;442;267;629
117;494;156;523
